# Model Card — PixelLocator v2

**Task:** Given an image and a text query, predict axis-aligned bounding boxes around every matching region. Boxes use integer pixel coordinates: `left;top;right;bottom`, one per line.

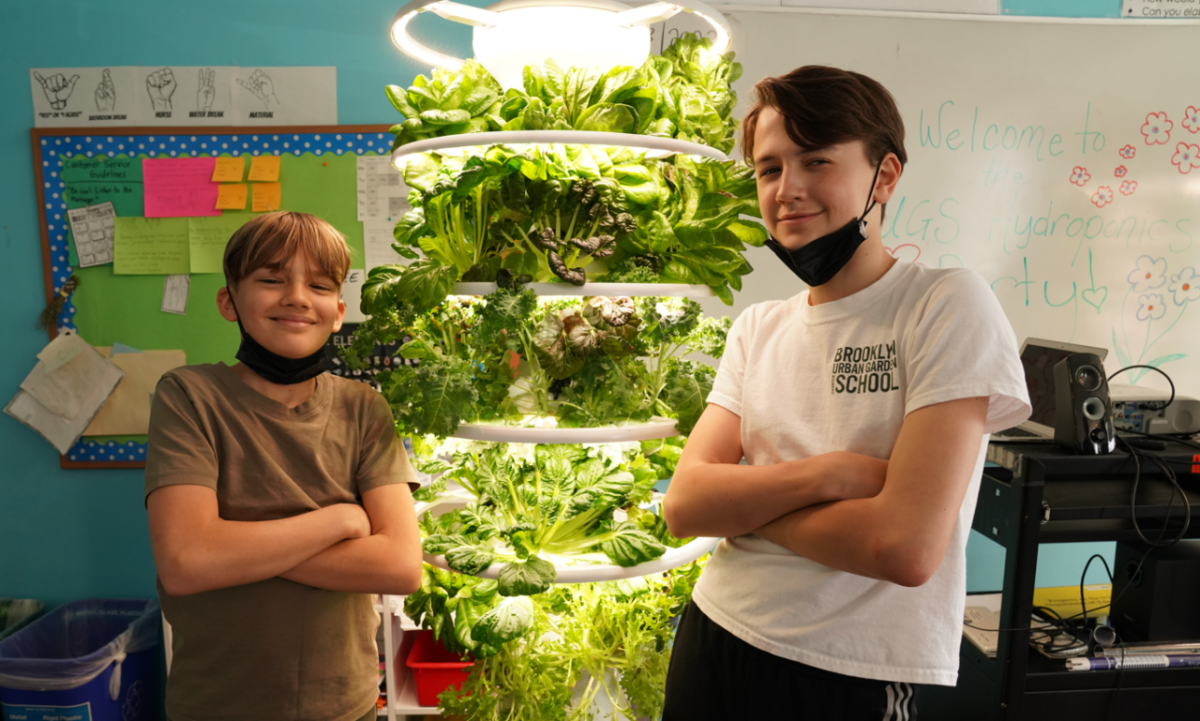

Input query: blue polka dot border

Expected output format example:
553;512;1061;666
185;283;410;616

38;130;393;464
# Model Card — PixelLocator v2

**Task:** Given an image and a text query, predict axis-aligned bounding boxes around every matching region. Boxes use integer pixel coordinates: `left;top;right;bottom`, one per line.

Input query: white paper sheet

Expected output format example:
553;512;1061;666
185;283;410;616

356;155;409;221
342;269;367;323
162;274;190;314
231;67;337;125
32;66;335;127
363;218;409;271
134;66;235;127
6;335;125;454
21;335;117;419
67;201;116;268
30;67;138;128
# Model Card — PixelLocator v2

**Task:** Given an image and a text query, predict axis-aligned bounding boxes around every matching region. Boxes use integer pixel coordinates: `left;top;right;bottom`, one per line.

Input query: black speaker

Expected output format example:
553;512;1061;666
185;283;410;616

1112;541;1200;642
1053;352;1115;454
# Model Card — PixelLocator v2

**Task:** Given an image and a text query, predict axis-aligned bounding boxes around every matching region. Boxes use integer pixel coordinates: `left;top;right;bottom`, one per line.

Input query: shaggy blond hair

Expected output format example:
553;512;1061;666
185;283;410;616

223;211;352;288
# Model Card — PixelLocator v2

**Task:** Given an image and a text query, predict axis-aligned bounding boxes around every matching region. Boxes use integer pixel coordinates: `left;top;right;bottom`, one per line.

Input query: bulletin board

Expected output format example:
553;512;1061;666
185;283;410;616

31;124;394;469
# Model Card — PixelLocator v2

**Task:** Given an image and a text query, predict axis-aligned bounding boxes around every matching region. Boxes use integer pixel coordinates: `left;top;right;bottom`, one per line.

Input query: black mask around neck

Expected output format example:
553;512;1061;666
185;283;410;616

226;290;332;386
765;162;883;287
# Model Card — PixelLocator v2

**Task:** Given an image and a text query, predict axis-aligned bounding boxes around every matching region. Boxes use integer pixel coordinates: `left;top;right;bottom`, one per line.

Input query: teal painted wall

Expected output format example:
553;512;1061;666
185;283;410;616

1;1;1131;609
1003;0;1123;18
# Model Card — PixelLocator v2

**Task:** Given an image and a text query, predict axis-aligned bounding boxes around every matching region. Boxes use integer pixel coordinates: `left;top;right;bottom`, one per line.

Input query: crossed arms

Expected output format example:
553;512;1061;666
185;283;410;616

662;396;988;588
147;482;422;597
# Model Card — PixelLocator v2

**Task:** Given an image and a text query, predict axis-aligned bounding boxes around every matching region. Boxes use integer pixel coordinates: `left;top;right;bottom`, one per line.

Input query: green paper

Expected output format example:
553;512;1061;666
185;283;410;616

189;212;258;274
114;217;189;275
62;155;144;217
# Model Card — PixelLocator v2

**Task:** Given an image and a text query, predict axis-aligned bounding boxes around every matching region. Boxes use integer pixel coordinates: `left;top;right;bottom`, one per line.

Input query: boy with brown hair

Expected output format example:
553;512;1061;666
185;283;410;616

145;211;422;721
662;67;1031;718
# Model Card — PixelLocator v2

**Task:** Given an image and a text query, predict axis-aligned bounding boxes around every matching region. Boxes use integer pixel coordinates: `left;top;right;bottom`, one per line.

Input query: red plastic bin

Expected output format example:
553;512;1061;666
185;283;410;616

406;630;475;707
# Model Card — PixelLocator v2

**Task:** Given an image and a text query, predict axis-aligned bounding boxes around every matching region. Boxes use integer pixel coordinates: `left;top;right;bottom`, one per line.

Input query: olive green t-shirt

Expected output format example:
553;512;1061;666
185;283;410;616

145;362;417;721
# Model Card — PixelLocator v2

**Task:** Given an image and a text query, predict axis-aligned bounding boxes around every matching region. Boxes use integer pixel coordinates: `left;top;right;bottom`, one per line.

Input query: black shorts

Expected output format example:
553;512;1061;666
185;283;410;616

664;601;921;721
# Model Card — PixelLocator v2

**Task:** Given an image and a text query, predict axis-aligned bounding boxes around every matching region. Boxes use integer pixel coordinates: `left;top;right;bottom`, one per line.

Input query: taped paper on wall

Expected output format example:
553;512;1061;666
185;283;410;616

30;67;137;128
84;350;186;436
114;217;189;275
162;275;190;315
363;218;408;270
5;333;125;455
136;66;235;127
143;157;220;218
232;67;337;125
342;269;367;323
356;155;408;221
32;66;335;127
66;201;116;268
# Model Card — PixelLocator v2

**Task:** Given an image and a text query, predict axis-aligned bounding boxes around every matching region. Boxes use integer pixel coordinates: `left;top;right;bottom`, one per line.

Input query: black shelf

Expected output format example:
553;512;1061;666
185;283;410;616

924;440;1200;721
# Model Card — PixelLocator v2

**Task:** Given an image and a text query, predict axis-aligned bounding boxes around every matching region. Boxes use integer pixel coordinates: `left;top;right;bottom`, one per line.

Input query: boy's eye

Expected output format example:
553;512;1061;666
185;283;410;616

757;167;780;179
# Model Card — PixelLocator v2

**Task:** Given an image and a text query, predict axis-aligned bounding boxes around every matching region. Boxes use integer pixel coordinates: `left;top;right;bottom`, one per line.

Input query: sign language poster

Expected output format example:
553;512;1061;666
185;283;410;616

31;66;336;127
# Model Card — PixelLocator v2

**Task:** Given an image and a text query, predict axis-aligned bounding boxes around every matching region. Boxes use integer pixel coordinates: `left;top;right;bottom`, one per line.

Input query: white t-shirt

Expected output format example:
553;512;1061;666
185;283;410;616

694;259;1031;687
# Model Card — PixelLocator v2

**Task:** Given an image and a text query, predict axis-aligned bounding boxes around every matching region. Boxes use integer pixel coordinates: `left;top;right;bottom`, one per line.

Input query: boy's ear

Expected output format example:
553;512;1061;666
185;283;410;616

872;152;903;205
331;297;346;334
216;285;240;323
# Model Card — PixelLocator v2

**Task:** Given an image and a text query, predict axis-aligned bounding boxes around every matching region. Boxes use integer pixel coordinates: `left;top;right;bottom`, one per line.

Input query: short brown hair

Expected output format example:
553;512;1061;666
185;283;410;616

742;66;907;170
223;211;352;289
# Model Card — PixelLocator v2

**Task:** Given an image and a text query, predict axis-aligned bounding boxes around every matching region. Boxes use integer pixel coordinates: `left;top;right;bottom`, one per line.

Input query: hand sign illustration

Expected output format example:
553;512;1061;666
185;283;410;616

197;67;216;112
237;69;279;109
95;69;116;112
146;67;177;112
34;72;80;110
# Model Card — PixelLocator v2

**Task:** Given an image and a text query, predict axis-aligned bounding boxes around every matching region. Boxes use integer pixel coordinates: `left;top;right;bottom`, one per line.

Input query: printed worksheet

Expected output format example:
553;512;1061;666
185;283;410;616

356;155;408;221
66;202;116;268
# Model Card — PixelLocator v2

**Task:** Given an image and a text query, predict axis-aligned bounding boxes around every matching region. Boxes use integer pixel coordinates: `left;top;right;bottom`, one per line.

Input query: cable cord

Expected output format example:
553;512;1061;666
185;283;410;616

1107;364;1176;411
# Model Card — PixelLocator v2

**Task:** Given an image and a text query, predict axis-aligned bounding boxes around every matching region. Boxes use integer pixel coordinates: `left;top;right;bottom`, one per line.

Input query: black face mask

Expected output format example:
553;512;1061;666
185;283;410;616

764;162;883;287
226;290;332;386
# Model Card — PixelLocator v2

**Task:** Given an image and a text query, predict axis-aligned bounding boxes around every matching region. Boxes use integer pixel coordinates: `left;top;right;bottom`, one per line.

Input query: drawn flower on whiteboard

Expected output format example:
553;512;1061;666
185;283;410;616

1120;179;1138;196
1183;106;1200;134
1115;165;1128;177
1119;145;1137;159
1171;142;1200;174
1137;293;1167;321
1141;112;1172;145
1128;255;1167;292
1169;267;1199;306
1069;166;1091;186
1091;186;1114;208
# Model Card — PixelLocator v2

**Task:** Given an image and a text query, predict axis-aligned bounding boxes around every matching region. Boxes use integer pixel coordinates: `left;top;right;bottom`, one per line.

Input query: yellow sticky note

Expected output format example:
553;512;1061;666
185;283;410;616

211;156;245;182
247;155;281;182
216;183;248;210
252;182;282;212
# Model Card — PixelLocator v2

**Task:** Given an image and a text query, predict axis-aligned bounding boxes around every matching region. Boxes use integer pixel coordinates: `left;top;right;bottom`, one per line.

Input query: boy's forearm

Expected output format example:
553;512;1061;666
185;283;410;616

154;506;358;596
756;498;905;583
279;532;422;595
664;457;844;539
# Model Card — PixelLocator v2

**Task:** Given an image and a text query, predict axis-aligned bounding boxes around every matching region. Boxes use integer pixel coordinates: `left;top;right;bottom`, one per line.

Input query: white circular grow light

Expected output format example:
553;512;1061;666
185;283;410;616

423;534;717;583
391;130;729;171
390;0;731;88
451;417;680;444
451;281;716;297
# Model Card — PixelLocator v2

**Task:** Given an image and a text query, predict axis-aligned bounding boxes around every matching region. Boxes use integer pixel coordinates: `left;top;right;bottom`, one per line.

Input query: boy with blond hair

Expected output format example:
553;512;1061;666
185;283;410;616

146;211;422;721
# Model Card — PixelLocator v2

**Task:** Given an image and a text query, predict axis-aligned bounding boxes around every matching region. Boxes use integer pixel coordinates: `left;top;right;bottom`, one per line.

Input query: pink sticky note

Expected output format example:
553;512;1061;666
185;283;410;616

143;157;222;218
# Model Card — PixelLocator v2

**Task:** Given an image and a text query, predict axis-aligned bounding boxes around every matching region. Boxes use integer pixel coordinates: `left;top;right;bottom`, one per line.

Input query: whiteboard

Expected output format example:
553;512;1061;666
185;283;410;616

687;9;1200;400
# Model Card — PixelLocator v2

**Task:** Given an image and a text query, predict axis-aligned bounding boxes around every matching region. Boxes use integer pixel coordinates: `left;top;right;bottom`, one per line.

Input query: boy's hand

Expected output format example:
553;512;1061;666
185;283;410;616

329;503;372;540
807;451;888;501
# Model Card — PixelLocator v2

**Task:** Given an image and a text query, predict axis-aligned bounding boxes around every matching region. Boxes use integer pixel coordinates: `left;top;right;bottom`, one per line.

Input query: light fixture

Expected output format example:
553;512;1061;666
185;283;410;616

391;129;729;172
390;0;732;89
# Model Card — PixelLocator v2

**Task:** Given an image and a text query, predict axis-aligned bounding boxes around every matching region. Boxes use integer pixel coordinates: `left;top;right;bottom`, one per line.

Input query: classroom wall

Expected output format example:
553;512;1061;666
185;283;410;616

0;1;1123;608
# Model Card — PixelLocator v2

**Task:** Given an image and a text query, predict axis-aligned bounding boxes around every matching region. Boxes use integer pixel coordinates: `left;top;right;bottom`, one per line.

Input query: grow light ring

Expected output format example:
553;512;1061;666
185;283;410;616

422;535;719;583
391;130;730;170
389;0;732;70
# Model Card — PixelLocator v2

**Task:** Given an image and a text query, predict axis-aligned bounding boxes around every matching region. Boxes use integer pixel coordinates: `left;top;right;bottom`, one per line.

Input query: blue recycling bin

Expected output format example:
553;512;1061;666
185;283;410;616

0;599;160;721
